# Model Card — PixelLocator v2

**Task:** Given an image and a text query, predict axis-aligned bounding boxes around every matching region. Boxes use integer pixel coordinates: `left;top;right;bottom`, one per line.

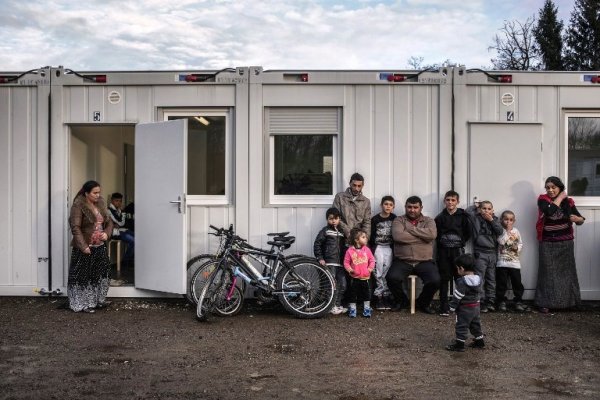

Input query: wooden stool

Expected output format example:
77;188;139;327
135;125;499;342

108;239;122;274
408;275;418;314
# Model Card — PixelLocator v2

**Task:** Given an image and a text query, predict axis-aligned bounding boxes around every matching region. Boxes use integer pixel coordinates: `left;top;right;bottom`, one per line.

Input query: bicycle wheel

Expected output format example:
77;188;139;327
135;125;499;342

190;259;220;305
186;254;216;304
196;265;225;321
275;259;335;319
213;285;244;317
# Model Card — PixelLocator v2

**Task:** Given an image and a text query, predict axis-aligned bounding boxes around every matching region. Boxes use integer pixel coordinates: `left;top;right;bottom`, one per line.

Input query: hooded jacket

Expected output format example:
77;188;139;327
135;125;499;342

466;205;503;252
449;274;481;310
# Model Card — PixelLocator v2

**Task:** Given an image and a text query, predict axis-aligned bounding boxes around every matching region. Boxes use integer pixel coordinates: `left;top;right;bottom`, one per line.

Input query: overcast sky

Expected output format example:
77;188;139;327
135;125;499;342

0;0;575;72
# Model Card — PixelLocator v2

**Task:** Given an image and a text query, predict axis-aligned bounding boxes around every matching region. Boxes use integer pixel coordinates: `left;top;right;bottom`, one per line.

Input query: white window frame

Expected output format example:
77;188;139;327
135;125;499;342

163;109;232;206
563;111;600;207
266;107;341;206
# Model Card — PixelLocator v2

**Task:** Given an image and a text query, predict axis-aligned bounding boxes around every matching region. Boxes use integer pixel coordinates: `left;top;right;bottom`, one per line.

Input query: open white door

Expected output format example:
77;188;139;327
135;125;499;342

135;119;187;293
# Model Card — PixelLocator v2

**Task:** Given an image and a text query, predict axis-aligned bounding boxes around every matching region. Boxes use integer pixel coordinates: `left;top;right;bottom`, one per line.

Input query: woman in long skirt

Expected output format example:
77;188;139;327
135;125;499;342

68;180;113;313
535;176;585;313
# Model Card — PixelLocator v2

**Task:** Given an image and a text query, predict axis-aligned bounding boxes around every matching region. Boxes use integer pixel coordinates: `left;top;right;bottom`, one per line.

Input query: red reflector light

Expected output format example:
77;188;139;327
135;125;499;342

387;74;406;82
84;75;107;83
300;73;309;82
0;76;16;84
497;75;512;83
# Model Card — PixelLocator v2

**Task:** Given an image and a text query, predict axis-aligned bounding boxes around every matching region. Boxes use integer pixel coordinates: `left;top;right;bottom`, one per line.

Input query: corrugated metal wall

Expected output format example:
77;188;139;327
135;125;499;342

0;85;40;290
1;68;598;298
248;76;442;255
463;74;600;299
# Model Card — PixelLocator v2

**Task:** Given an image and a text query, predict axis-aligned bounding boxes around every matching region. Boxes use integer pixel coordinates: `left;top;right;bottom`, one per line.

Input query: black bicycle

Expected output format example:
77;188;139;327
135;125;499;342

195;225;335;321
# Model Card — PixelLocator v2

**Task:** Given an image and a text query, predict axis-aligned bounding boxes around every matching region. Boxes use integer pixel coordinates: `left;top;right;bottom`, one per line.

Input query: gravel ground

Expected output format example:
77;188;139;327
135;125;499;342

1;297;599;400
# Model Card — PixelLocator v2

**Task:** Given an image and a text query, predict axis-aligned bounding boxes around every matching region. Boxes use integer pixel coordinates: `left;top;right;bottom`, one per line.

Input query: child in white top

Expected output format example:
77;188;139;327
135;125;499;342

496;210;527;312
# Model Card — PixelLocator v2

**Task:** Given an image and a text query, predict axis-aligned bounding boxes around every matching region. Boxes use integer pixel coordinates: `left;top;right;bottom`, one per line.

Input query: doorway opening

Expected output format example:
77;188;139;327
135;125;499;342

69;125;136;287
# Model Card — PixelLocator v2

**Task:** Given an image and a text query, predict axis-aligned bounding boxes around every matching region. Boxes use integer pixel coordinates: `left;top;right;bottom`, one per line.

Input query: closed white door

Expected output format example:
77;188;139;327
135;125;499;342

469;123;543;294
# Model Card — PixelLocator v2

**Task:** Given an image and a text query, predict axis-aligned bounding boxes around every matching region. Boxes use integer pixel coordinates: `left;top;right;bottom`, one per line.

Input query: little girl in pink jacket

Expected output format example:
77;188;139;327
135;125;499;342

344;228;376;318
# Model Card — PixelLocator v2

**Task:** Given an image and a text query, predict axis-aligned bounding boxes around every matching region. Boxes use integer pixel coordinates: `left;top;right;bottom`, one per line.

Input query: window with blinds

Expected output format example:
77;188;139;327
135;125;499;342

266;107;341;203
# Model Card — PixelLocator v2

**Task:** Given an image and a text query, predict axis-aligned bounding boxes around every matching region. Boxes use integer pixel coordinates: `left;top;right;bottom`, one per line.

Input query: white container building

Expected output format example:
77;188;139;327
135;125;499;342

1;66;599;299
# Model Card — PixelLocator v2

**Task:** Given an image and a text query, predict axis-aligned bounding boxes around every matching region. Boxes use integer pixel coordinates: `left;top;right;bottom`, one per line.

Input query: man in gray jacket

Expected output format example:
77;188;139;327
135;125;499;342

333;173;372;240
386;196;440;314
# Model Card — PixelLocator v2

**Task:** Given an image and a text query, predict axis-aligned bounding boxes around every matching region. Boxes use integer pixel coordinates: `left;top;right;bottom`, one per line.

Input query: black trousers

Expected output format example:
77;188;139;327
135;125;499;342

348;278;371;304
437;247;464;312
496;267;525;303
386;258;440;308
455;304;483;341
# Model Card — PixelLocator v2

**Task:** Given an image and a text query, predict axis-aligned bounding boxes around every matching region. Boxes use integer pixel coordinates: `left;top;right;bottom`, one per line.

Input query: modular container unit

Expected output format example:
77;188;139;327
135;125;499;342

0;66;599;299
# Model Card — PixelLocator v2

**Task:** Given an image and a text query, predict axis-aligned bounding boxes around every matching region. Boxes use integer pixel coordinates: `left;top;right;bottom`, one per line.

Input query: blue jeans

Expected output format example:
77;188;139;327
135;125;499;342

116;230;135;262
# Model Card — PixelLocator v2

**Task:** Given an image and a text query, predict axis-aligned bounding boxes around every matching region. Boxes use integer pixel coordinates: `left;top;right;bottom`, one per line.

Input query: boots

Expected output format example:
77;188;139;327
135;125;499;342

446;340;466;352
469;338;485;349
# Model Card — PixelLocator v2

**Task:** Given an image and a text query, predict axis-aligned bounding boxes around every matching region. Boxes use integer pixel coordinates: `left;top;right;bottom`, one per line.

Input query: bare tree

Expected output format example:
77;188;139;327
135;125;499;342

407;56;425;70
489;17;540;70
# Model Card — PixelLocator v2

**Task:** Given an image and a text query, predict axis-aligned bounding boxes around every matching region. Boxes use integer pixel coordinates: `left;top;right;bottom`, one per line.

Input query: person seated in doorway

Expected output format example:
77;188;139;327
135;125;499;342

108;193;135;264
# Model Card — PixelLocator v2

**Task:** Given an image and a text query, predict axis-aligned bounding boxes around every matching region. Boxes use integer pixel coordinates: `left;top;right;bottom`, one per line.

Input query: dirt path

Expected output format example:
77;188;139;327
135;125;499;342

1;298;599;400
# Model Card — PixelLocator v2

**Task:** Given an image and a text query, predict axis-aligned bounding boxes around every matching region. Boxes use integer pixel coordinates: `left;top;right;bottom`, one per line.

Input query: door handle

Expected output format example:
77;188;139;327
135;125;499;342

170;196;183;214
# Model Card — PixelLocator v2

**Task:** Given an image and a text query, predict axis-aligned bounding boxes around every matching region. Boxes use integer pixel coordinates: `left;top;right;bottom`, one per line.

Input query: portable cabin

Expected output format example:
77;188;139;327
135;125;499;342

1;66;599;299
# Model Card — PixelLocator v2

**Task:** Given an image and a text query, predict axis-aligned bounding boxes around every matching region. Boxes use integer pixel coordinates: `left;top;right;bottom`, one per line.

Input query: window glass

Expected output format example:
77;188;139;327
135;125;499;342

274;135;333;195
568;116;600;196
168;115;226;196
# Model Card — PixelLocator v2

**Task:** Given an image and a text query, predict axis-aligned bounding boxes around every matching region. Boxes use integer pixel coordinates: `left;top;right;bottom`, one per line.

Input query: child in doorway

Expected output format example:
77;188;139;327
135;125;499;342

496;210;527;312
435;190;471;316
466;200;504;313
344;228;376;318
314;207;348;315
446;253;485;352
369;195;397;310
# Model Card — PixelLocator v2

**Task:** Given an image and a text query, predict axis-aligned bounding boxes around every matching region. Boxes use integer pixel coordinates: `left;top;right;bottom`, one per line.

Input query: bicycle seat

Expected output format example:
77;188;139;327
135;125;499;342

267;236;295;248
267;231;290;237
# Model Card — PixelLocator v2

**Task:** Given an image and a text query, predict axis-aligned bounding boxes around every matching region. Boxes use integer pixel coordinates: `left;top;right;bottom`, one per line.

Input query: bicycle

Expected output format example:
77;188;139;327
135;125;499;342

187;225;307;305
195;226;335;321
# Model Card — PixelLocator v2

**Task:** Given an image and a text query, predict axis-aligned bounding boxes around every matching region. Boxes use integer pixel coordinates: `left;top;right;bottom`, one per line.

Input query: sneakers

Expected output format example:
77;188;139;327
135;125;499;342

480;303;488;313
348;308;357;318
330;306;348;315
417;304;436;315
469;338;485;349
514;302;527;312
363;307;372;318
439;310;450;317
446;340;465;352
497;301;507;312
486;301;496;312
374;296;386;311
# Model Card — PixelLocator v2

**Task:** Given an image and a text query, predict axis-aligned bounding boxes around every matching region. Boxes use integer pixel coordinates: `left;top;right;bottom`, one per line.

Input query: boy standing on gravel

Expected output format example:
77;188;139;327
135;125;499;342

435;190;471;316
314;207;348;315
446;253;485;352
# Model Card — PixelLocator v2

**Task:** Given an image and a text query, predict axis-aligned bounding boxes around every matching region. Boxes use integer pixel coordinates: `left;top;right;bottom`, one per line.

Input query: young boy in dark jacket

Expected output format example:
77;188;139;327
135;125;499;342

314;207;347;315
446;253;485;352
435;190;471;316
466;200;504;312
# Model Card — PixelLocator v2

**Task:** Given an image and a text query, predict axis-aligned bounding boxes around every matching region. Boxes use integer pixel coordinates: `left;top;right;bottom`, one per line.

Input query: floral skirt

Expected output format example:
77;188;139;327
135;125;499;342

67;244;111;312
535;240;581;309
